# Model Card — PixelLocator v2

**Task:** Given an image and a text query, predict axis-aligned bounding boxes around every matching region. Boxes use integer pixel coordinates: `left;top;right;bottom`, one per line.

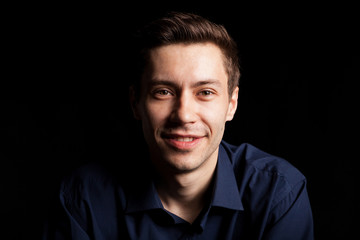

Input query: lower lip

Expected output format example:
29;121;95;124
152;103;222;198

164;137;203;150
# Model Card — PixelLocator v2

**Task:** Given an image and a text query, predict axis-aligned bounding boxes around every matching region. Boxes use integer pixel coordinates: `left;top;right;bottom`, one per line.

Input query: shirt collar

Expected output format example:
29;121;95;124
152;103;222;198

210;142;244;211
124;178;163;214
124;142;243;214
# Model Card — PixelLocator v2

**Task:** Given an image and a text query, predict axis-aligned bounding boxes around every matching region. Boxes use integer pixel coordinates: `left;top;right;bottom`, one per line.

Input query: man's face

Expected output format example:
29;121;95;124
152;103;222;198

133;43;238;173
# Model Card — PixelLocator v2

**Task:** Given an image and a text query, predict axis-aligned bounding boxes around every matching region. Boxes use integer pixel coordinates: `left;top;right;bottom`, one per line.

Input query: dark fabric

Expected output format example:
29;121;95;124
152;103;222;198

43;141;314;239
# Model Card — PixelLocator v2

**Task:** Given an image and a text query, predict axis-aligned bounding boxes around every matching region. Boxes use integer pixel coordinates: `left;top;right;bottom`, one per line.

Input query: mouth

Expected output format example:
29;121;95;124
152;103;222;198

172;137;196;142
161;133;204;151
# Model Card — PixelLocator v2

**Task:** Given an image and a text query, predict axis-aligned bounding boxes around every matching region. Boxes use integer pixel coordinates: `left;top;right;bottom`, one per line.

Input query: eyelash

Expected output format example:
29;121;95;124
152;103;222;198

154;89;173;96
197;90;214;96
152;89;215;98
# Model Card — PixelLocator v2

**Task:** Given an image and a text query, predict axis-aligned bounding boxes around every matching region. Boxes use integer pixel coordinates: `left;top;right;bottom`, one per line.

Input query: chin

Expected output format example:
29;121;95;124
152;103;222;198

150;139;218;173
161;153;205;173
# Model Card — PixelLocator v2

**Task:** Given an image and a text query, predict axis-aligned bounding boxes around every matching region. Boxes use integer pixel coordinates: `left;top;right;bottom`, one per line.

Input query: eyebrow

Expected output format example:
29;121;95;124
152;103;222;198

147;79;177;88
191;79;222;88
148;79;223;89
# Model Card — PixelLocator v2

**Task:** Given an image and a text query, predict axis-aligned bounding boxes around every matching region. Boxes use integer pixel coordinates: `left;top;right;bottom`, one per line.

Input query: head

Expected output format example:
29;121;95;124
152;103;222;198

130;12;240;174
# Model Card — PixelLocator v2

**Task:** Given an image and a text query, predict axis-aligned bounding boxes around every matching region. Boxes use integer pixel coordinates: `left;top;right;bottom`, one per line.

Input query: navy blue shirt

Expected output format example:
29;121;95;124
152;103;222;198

45;141;314;239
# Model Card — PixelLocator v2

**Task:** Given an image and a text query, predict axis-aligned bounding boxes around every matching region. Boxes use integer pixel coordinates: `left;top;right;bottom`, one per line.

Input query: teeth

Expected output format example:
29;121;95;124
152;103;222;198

175;137;195;142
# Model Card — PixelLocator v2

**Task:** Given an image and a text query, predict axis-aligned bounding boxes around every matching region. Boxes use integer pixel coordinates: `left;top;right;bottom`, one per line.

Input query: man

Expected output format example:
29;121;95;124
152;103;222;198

44;12;314;239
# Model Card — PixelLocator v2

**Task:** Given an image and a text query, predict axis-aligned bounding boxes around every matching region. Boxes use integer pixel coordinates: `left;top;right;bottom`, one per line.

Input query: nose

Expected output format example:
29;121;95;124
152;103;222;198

169;92;197;125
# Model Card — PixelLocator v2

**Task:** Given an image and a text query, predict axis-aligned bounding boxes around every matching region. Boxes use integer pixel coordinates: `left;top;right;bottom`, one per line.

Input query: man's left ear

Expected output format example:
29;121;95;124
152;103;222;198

129;85;141;120
226;86;239;121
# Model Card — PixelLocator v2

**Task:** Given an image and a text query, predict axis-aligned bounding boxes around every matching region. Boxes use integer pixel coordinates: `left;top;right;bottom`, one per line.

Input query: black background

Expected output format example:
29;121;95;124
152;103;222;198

2;2;359;239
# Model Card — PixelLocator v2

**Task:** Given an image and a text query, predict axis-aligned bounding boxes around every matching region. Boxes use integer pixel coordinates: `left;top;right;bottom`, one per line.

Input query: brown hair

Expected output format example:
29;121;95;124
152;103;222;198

133;11;240;96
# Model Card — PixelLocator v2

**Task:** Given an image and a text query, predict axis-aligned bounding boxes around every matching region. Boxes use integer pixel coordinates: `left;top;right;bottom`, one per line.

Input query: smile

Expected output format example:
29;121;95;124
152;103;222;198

161;134;204;150
173;137;195;142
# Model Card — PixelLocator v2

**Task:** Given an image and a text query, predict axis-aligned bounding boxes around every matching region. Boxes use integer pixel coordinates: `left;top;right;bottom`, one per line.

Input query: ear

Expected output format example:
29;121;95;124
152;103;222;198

129;86;141;120
226;86;239;121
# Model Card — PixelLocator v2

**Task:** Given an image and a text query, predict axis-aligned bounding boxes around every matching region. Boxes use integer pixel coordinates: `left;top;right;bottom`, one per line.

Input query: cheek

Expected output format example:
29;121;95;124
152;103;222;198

141;100;171;132
199;101;229;133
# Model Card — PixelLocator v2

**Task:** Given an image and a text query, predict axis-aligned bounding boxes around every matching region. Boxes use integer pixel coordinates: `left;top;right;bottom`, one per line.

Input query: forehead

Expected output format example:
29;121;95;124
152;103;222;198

144;43;227;86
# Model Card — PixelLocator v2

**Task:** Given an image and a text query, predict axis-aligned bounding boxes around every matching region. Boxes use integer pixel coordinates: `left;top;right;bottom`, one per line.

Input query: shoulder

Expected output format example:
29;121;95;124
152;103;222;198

56;162;128;234
220;141;307;208
59;162;124;206
61;162;115;191
221;141;309;216
220;142;313;236
220;140;306;186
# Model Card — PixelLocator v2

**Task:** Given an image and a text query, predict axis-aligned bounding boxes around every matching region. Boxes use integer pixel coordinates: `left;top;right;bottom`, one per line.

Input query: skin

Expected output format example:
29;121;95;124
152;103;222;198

131;42;238;223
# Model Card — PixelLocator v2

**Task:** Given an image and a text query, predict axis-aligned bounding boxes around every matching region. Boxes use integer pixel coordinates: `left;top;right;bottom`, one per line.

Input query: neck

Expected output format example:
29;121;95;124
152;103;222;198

154;153;218;223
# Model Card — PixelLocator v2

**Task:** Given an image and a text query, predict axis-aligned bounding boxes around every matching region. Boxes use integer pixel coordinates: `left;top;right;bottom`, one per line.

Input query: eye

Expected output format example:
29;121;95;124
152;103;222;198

156;89;172;95
152;88;174;99
198;90;214;96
